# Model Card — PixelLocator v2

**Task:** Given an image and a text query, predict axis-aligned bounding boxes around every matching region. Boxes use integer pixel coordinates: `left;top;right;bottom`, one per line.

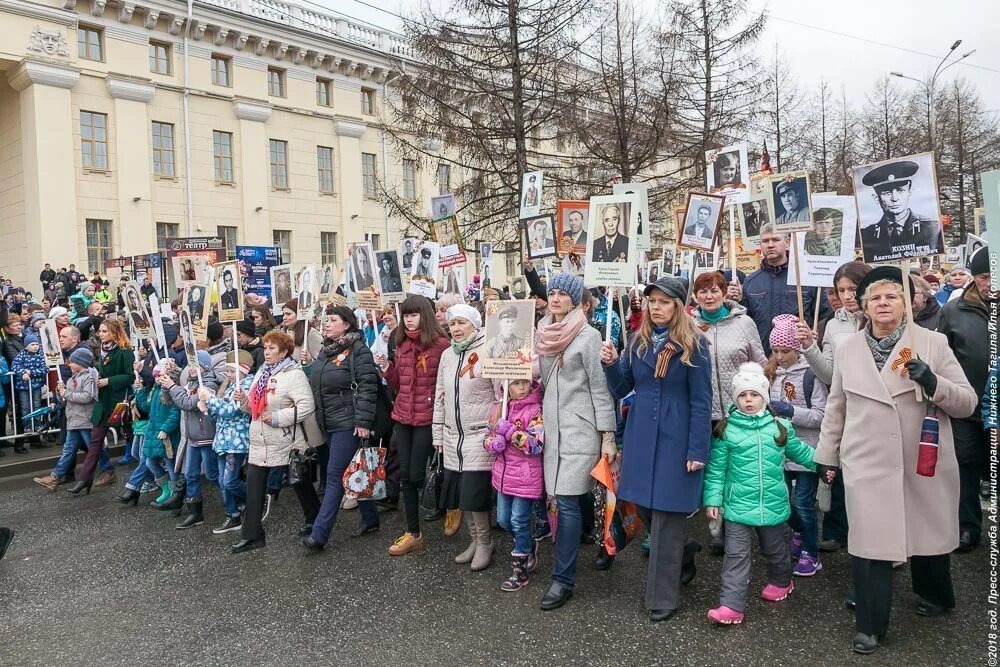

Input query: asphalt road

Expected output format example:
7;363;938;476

0;476;990;666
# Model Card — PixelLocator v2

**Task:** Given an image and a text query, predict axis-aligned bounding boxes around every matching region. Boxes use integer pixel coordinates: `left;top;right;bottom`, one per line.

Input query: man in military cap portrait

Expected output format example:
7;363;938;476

856;157;943;263
773;178;811;225
803;207;842;256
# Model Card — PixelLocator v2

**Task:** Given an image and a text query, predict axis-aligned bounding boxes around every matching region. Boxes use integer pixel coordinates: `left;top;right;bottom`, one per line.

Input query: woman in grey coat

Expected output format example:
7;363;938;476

535;273;616;611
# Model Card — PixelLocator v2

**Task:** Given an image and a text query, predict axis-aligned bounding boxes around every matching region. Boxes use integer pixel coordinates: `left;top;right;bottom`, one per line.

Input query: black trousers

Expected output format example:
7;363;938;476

241;463;321;542
822;473;849;545
851;554;955;636
379;424;400;502
953;418;987;541
394;424;433;534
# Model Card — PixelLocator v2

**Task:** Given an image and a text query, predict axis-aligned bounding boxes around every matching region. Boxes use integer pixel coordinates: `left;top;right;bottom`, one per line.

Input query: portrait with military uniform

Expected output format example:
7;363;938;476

852;152;943;264
767;171;814;233
584;193;639;288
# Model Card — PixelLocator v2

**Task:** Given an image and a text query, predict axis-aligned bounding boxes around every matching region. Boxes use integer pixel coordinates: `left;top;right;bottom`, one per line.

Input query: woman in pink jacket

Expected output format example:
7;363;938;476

485;378;544;592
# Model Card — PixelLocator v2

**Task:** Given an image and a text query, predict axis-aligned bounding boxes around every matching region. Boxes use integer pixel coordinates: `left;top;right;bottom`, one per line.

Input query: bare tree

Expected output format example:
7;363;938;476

858;76;912;162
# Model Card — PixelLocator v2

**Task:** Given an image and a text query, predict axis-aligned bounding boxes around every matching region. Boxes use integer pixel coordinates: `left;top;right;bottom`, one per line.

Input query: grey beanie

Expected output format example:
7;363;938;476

69;347;94;369
546;273;584;307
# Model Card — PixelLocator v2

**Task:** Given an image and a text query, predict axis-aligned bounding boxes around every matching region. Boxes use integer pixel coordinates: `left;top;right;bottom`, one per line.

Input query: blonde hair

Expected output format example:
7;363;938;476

629;296;702;366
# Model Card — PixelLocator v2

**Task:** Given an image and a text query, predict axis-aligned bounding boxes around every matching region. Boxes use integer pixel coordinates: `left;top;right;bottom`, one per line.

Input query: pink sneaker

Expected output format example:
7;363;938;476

761;581;794;602
707;605;745;624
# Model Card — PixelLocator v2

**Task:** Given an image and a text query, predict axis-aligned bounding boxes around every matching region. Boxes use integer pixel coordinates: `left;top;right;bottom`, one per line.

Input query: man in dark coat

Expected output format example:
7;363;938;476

39;264;55;291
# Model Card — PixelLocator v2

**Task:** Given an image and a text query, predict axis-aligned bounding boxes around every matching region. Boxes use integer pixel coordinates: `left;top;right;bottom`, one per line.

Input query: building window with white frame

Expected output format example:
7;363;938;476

77;25;102;61
211;54;231;87
403;159;417;199
437;163;451;195
149;40;171;75
361;88;375;115
273;230;291;263
317;146;335;193
316;78;332;107
86;219;113;274
365;233;381;251
213;130;234;183
80;111;108;170
267;67;285;97
320;232;338;265
361;152;377;199
270;139;288;189
156;222;178;252
151;121;175;177
218;225;238;260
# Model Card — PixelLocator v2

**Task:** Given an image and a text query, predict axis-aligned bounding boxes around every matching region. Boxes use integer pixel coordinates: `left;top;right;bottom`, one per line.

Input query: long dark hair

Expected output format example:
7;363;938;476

395;295;445;349
833;260;872;291
282;299;305;347
713;405;788;446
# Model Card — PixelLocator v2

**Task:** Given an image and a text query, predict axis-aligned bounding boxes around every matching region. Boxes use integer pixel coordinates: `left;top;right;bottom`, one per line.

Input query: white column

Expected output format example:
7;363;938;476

233;99;272;245
334;117;367;249
107;75;156;255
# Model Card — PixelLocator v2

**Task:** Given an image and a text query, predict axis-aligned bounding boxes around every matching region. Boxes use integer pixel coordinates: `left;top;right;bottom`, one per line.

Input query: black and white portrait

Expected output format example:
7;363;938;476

270;265;293;314
319;263;340;302
852;153;944;264
216;261;244;322
351;244;376;292
42;318;63;367
186;285;205;324
376;250;403;294
590;203;630;263
407;241;440;298
740;197;770;243
679;192;724;252
400;238;416;272
519;170;543;219
179;307;199;368
526;215;557;260
296;265;316;319
706;143;750;204
646;260;662;284
613;182;650;250
431;193;456;221
584;194;638;287
661;245;675;276
768;171;814;232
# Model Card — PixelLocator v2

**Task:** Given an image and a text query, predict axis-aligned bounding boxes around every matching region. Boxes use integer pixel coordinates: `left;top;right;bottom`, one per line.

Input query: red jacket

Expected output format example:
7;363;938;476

384;334;449;426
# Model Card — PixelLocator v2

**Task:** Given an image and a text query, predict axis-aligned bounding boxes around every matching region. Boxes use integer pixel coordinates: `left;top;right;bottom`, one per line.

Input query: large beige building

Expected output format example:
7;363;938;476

0;0;459;291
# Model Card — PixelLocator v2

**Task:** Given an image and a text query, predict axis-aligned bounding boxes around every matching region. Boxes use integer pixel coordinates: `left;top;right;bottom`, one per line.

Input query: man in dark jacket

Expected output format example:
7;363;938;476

937;246;992;552
235;319;265;373
39;264;55;291
730;224;830;355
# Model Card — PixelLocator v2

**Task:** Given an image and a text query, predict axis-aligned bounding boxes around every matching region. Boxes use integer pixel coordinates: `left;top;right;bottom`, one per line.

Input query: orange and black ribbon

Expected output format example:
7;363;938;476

416;353;428;374
460;352;479;378
891;347;913;375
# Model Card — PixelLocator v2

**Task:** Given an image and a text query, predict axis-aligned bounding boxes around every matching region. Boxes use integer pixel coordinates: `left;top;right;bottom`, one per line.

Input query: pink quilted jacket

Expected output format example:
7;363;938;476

486;385;544;500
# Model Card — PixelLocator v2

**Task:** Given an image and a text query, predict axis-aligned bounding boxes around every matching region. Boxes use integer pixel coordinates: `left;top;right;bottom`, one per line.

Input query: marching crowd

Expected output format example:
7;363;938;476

0;226;995;656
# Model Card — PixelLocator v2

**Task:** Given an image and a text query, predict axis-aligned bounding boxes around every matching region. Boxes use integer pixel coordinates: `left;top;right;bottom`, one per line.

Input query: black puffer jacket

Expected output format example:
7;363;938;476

937;285;990;421
310;337;378;434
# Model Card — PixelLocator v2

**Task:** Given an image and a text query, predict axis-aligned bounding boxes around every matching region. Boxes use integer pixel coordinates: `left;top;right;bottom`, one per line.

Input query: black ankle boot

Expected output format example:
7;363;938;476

116;488;140;506
66;480;92;495
175;501;204;529
594;546;615;571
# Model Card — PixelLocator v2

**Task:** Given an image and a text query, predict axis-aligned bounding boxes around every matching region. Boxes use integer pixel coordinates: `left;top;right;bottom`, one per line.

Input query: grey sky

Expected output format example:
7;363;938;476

322;0;999;111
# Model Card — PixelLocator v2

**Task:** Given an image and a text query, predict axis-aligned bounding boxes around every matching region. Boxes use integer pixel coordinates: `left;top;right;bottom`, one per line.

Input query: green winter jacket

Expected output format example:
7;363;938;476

702;405;816;527
135;385;181;459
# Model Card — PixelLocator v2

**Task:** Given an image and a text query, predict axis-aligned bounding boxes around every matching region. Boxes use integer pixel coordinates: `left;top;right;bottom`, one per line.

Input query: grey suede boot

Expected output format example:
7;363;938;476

470;512;494;571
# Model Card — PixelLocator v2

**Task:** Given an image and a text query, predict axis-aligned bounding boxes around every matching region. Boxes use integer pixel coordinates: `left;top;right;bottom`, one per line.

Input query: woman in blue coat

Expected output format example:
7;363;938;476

601;276;713;622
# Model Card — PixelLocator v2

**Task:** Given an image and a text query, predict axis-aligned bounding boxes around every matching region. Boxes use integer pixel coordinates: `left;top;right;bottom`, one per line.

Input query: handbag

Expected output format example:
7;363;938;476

342;437;387;500
420;451;444;511
288;448;316;487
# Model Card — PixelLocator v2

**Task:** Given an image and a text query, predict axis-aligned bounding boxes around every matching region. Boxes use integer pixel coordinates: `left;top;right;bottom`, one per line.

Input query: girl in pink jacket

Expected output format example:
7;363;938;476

485;379;544;592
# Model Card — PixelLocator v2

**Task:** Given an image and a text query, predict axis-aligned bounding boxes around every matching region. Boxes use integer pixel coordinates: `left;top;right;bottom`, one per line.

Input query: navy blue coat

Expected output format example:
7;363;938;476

603;334;713;513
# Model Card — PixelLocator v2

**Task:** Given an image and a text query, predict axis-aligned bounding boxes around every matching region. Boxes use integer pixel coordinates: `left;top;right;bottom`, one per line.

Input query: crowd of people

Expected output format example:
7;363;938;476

0;226;994;655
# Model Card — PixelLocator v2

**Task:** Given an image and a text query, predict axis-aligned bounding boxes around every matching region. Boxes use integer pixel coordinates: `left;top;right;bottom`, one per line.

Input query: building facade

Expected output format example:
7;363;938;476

0;0;452;291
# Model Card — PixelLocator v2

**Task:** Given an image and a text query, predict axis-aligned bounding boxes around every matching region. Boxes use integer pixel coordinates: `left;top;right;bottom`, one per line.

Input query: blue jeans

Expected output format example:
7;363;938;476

552;494;584;588
52;429;112;479
309;430;379;545
124;435;150;490
496;493;534;555
184;445;220;501
146;456;178;482
786;470;819;554
18;387;41;430
217;452;247;517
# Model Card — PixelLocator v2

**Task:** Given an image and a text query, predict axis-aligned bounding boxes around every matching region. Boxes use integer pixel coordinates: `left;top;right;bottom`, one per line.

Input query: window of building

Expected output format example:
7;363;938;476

267;67;285;97
320;232;338;265
361;88;375;115
156;222;178;252
86;219;113;274
218;225;238;260
149;41;171;75
317;146;335;193
212;130;234;183
77;25;102;61
316;78;332;107
361;152;377;199
151;122;175;177
365;233;381;251
80;111;108;170
402;159;417;199
273;230;291;263
436;163;451;195
269;139;288;189
211;54;231;87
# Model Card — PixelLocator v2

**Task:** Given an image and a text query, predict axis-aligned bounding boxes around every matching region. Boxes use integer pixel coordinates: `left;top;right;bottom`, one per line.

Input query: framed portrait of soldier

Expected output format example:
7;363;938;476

431;193;457;221
584;193;639;287
184;272;212;343
678;192;724;252
613;182;651;250
349;244;378;293
122;281;152;340
408;240;440;298
41;318;63;368
178;306;200;370
556;200;589;255
525;214;558;260
853;152;944;264
479;242;494;287
739;196;769;248
318;263;341;303
661;245;676;276
767;171;814;233
510;275;527;299
400;238;418;274
519;170;543;219
788;195;858;288
482;300;535;380
270;264;293;315
431;217;466;268
215;261;243;322
441;264;465;296
295;265;317;320
706;143;750;204
646;260;663;284
376;250;405;301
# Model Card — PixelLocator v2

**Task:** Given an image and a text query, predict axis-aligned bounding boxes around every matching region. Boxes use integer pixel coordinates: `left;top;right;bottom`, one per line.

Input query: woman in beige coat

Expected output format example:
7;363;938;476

232;330;324;554
814;267;977;655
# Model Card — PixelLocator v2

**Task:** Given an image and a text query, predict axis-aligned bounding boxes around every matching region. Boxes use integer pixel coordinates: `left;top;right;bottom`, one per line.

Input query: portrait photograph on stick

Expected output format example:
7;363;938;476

41;318;63;368
678;192;724;252
705;143;750;204
584;193;638;287
852;152;944;264
739;196;769;247
376;249;404;298
525;214;558;260
767;171;814;233
408;240;440;298
400;238;417;272
318;262;341;303
295;265;317;320
431;217;466;267
613;182;651;250
270;264;293;315
122;281;152;339
178;306;200;370
215;260;244;322
519;170;543;218
349;244;377;292
557;200;589;254
482;299;535;380
788;195;858;288
431;193;457;221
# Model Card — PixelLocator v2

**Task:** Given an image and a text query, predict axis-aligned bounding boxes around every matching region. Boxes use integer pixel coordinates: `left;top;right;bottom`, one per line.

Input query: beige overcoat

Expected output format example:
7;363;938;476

814;324;977;562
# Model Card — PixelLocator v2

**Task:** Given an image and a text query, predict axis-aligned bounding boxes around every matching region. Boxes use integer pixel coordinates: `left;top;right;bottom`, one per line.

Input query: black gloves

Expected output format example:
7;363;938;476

816;464;840;484
906;359;938;396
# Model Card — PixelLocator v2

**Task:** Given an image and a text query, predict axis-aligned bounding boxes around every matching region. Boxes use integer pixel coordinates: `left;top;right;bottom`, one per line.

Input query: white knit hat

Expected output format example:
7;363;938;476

731;362;770;401
446;303;482;330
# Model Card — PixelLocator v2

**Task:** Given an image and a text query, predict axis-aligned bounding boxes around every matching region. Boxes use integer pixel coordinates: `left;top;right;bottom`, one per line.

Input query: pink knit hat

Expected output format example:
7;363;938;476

769;314;801;351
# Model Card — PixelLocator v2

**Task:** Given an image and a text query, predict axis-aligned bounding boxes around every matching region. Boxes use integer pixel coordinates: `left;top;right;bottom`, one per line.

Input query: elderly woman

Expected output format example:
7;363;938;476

433;304;497;571
232;330;323;554
814;266;977;655
601;276;712;622
536;273;616;611
302;307;381;550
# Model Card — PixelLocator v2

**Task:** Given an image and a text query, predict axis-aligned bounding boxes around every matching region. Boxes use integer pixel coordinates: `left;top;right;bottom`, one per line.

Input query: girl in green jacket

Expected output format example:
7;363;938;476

702;362;816;626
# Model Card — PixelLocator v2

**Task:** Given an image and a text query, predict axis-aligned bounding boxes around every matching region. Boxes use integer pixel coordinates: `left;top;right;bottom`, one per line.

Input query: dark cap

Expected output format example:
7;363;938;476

970;245;989;276
236;319;256;337
855;265;915;304
814;208;841;223
644;276;687;301
861;160;918;190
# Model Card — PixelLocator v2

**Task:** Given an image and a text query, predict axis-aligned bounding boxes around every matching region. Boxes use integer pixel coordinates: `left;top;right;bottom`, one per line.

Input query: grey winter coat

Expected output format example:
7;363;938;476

768;356;828;471
538;323;616;496
693;301;767;420
433;333;497;473
802;307;865;387
165;367;221;446
63;368;99;431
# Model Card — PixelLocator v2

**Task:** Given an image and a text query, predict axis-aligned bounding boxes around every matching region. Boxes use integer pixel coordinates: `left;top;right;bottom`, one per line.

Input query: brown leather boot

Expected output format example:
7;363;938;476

443;509;463;537
32;474;61;491
94;469;117;488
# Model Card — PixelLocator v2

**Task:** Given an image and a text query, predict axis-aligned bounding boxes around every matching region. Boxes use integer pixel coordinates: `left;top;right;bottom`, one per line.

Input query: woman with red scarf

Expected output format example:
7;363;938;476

231;330;323;554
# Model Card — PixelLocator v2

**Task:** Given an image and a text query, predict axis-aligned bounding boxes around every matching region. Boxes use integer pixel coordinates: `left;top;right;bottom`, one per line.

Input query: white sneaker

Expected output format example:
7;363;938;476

342;496;358;510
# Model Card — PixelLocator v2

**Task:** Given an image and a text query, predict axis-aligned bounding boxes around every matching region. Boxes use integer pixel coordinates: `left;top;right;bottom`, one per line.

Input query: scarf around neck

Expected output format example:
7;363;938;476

865;321;906;371
100;340;118;364
536;307;588;357
249;356;296;419
699;305;730;324
321;331;361;359
450;332;478;355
